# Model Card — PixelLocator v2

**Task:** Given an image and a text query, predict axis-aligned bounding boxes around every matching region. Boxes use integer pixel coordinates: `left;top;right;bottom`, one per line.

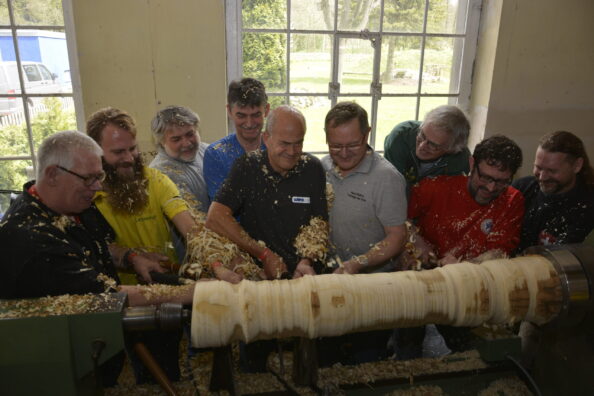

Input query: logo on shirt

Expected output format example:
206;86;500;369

538;230;557;246
292;196;311;204
347;191;366;202
480;219;493;235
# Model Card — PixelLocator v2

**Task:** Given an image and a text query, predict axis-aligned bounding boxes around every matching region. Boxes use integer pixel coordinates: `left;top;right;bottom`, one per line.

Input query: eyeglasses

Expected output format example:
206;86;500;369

473;164;511;188
57;165;106;186
328;139;366;153
416;131;448;152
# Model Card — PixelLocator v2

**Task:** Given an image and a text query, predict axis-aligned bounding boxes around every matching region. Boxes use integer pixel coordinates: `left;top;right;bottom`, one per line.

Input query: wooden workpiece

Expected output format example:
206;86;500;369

191;255;562;348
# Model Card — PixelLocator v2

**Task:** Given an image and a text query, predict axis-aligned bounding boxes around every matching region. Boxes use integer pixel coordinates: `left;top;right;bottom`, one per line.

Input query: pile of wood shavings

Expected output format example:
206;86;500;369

0;293;118;318
294;216;329;262
316;350;488;389
182;210;262;280
478;377;533;395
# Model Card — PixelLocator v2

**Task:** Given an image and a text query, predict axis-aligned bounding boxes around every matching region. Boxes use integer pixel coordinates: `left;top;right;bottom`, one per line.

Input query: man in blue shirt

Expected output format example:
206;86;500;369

203;78;269;202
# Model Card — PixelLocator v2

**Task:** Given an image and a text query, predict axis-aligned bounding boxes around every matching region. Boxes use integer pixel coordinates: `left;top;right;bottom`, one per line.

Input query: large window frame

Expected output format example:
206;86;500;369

0;0;80;197
226;0;482;153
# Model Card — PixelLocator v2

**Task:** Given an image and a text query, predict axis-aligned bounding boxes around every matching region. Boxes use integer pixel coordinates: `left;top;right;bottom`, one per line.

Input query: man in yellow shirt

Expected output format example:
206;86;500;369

86;107;196;383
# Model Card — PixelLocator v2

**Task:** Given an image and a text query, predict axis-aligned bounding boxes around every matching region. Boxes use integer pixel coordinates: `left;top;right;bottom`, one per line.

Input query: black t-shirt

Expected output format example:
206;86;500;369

512;176;594;253
215;150;328;273
0;182;119;299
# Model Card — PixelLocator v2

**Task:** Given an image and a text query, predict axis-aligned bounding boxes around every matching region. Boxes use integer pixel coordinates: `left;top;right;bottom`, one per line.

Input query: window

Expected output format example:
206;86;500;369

226;0;481;153
0;0;77;215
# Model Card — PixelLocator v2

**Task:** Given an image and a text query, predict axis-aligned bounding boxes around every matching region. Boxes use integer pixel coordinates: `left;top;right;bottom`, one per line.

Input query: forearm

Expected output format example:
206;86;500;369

108;243;132;270
205;203;267;258
120;283;196;306
359;226;407;270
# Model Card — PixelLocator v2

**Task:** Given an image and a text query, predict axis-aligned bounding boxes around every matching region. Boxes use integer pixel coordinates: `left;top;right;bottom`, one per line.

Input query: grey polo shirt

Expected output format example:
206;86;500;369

322;149;407;271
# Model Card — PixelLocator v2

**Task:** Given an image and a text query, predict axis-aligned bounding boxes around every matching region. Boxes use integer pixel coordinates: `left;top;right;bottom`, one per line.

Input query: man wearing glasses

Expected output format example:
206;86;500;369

322;102;407;275
406;135;524;267
318;101;407;365
397;135;524;358
0;130;196;304
0;130;197;385
383;105;471;189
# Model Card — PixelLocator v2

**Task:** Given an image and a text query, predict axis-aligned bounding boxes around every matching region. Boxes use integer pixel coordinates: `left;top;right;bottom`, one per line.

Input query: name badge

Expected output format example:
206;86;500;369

292;196;311;204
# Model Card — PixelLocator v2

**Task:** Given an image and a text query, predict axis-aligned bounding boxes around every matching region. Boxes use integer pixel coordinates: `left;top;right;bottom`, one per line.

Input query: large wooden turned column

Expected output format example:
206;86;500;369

191;255;562;348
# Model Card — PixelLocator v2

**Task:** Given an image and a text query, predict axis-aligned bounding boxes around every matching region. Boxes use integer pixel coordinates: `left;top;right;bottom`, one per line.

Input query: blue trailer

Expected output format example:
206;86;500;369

0;29;70;86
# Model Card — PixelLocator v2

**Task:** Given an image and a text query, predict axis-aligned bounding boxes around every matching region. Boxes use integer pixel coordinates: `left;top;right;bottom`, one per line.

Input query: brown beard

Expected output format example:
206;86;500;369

102;155;149;215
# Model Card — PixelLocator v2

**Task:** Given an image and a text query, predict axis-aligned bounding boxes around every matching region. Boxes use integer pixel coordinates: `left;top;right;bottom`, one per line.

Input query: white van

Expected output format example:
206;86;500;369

0;61;62;115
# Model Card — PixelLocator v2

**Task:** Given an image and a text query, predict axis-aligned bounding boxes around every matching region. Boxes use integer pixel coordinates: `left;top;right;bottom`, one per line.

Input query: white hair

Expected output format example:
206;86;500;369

36;131;103;182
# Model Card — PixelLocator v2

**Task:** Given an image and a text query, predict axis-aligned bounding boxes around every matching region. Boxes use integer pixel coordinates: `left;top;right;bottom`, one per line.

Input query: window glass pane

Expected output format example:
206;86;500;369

338;37;374;94
27;96;76;154
290;34;332;94
12;0;64;26
291;95;331;153
0;158;32;214
337;0;380;31
427;0;468;34
15;29;70;94
268;95;287;108
383;0;425;33
0;0;9;25
243;32;286;93
421;37;462;94
376;97;418;148
0;107;29;156
418;96;451;120
242;0;286;29
291;0;333;30
381;36;422;94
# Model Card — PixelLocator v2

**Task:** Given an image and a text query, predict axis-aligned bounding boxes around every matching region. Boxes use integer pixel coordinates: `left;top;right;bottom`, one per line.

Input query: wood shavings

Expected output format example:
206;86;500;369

97;273;118;292
51;215;72;232
181;209;263;281
136;284;191;301
478;376;533;395
404;221;437;270
325;182;335;211
294;216;329;261
0;293;119;318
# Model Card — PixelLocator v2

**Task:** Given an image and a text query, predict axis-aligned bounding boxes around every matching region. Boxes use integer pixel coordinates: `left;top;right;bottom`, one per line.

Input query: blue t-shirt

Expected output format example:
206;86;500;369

203;134;265;202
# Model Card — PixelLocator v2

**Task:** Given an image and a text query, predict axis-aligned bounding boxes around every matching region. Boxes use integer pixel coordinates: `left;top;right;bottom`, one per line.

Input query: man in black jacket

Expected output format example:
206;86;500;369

513;130;594;253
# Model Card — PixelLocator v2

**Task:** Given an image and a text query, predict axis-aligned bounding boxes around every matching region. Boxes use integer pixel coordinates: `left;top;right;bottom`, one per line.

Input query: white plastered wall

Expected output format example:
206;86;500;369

469;0;594;177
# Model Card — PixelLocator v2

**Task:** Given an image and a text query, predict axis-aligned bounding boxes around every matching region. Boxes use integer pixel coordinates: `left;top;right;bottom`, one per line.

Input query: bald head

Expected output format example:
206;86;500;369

263;105;307;176
265;105;306;136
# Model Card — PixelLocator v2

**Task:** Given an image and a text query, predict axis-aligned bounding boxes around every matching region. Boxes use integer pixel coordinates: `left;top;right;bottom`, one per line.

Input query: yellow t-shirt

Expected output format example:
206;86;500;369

94;167;188;284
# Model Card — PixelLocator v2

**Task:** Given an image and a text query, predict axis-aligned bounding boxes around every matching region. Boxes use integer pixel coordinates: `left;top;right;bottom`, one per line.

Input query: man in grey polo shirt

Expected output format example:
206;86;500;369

319;102;407;365
322;102;407;274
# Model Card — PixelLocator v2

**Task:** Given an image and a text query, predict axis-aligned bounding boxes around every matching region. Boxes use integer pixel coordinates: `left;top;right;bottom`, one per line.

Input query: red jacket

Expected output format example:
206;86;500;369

408;175;525;260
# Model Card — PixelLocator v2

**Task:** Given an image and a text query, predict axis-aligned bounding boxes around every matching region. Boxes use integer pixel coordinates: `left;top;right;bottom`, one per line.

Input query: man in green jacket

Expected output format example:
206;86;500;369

384;105;471;189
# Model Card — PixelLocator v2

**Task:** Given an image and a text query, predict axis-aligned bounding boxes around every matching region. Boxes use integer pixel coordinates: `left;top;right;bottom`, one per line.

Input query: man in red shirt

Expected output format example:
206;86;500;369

395;135;524;360
407;135;524;266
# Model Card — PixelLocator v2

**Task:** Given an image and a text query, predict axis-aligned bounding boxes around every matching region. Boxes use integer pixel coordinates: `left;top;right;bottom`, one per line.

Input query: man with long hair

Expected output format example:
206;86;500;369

513;130;594;252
